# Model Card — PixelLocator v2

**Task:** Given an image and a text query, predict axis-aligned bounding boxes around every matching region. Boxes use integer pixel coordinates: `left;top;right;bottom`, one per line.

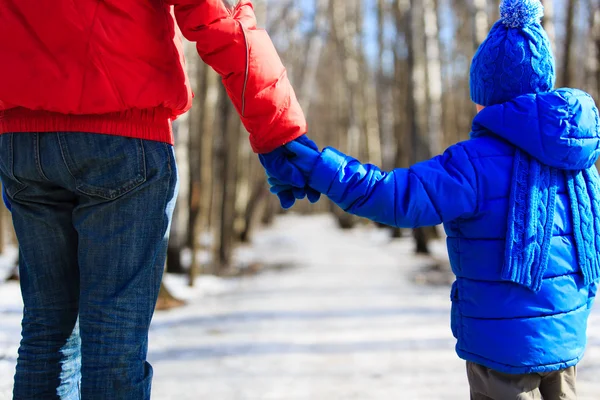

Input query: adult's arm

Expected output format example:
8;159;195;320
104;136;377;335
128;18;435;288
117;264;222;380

166;0;306;153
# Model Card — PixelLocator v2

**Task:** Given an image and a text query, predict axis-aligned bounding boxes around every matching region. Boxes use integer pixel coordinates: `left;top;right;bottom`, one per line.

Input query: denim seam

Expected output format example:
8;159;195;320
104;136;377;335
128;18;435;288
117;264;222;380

8;133;15;180
139;139;147;185
7;134;28;198
33;133;50;181
57;132;78;184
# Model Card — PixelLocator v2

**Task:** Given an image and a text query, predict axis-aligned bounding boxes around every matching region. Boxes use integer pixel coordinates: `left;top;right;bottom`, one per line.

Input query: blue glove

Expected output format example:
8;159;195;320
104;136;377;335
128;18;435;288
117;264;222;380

265;174;302;209
259;135;321;209
265;139;321;208
283;140;320;175
266;174;321;208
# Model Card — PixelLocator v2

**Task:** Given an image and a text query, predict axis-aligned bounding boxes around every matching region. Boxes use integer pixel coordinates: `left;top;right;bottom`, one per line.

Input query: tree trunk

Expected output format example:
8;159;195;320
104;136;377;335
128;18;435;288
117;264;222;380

541;0;556;50
376;0;388;166
186;60;208;286
216;88;243;274
408;0;436;253
327;0;365;229
488;0;500;22
392;0;412;170
561;0;576;87
597;7;600;101
166;118;188;275
473;0;489;49
156;281;185;311
589;1;600;102
413;227;430;254
298;0;329;118
439;0;455;149
424;0;443;156
238;181;268;243
452;0;476;141
391;0;412;238
408;0;428;163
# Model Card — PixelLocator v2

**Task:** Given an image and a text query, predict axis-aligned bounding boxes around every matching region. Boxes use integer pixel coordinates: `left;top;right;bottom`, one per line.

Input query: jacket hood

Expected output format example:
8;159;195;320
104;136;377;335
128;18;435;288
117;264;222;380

471;88;600;170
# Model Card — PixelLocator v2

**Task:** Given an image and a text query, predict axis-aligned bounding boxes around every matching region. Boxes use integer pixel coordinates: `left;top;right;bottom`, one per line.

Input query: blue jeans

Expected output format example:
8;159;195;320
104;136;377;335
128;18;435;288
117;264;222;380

0;132;178;399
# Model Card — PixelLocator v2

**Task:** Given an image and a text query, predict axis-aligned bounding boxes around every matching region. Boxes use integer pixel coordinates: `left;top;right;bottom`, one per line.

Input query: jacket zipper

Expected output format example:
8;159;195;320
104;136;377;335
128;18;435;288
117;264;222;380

238;20;250;118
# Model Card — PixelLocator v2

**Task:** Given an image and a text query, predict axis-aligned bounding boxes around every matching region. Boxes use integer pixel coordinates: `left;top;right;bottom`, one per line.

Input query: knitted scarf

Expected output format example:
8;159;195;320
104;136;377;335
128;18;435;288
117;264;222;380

503;149;600;292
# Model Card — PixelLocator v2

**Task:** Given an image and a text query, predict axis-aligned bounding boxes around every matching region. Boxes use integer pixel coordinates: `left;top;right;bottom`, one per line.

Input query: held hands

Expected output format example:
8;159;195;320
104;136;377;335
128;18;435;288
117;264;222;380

258;135;321;209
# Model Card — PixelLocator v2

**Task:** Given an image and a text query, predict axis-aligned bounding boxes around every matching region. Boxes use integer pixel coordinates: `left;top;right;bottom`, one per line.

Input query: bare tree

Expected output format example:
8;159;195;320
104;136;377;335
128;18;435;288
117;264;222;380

376;0;388;166
214;87;243;274
188;63;217;285
326;0;366;229
299;0;329;118
473;0;490;48
541;0;556;49
589;0;600;101
561;0;576;87
597;4;600;100
424;0;443;156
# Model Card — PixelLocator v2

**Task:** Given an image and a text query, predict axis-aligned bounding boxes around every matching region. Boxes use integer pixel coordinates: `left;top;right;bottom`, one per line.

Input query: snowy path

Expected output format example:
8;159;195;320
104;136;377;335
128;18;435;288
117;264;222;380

2;214;600;399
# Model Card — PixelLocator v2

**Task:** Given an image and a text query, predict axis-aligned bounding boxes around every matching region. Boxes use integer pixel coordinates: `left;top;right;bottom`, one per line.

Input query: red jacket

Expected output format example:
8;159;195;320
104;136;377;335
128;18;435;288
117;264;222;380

0;0;306;153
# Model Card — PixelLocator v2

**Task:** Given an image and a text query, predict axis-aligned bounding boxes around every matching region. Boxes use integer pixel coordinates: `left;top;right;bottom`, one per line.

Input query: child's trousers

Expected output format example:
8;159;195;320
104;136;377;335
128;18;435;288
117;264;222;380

467;361;577;400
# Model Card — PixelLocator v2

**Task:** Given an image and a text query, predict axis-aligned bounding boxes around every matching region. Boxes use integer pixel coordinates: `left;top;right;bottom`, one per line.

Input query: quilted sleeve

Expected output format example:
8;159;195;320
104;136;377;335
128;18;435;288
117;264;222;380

308;144;479;228
167;0;306;153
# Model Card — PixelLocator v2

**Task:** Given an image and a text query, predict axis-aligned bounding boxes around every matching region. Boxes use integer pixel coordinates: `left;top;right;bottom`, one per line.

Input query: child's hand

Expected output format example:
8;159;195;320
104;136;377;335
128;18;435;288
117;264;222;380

283;140;320;177
267;174;320;209
259;134;322;209
258;135;316;190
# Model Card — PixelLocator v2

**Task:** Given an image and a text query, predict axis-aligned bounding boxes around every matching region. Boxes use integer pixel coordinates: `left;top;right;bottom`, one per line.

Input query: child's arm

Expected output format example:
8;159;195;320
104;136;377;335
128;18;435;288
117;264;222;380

285;141;478;228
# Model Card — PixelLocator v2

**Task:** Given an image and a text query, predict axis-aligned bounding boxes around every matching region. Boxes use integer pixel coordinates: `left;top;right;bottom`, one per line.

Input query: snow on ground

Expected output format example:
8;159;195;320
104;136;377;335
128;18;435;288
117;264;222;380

2;214;600;399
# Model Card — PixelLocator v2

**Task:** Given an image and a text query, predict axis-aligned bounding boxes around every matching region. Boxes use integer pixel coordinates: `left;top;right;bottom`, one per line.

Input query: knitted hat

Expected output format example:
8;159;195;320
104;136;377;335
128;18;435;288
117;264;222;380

470;0;556;106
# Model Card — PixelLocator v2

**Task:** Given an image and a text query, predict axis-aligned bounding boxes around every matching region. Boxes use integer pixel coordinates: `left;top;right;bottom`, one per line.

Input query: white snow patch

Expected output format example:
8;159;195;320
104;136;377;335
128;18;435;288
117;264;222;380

162;273;238;301
0;246;17;282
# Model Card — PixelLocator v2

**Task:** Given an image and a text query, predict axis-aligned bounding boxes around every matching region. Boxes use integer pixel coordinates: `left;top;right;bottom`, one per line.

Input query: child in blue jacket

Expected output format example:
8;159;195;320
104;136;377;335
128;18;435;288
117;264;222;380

267;1;600;399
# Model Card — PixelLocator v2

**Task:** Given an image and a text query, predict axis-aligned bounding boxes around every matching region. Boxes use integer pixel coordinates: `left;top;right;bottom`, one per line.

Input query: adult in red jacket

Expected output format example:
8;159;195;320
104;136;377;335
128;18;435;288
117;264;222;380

0;1;313;399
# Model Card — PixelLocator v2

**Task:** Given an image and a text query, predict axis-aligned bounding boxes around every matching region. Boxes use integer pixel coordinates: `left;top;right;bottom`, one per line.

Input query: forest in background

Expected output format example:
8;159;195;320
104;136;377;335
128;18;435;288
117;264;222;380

1;0;599;302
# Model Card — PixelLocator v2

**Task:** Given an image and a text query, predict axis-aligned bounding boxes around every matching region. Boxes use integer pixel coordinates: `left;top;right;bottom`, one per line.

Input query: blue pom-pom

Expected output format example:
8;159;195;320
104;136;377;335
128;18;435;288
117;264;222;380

500;0;544;28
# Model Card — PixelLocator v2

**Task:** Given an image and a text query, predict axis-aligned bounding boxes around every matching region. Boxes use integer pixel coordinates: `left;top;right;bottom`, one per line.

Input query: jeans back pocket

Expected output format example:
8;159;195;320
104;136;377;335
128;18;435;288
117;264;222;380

58;132;146;200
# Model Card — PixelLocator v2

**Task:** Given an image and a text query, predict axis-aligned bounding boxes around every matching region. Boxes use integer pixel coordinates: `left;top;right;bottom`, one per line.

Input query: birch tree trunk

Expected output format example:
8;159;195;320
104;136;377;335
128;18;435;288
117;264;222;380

409;0;440;252
424;0;443;156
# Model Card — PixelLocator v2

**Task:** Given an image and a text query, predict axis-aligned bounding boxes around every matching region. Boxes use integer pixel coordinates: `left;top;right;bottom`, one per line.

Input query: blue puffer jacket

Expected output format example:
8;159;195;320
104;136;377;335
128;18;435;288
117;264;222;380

307;88;600;374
